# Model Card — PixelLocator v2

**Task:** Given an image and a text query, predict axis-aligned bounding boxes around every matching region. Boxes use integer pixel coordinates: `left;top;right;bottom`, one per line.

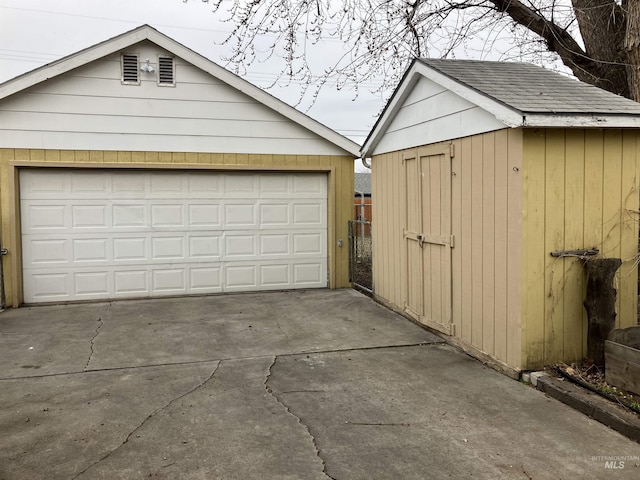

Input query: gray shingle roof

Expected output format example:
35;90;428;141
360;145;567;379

354;172;371;195
419;58;640;116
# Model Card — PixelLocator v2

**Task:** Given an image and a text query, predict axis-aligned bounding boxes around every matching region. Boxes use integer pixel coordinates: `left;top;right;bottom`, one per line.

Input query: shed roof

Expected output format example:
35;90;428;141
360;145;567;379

354;172;371;195
0;25;360;157
420;59;640;116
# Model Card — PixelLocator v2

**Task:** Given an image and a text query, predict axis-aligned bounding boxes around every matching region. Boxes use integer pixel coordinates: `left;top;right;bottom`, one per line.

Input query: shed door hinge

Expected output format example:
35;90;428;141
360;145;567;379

450;235;455;248
0;248;7;255
449;143;455;158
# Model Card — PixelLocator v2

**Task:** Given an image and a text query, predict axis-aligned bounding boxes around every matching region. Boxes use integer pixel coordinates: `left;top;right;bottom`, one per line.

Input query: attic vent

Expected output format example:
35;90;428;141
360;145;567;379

158;56;175;85
121;54;139;84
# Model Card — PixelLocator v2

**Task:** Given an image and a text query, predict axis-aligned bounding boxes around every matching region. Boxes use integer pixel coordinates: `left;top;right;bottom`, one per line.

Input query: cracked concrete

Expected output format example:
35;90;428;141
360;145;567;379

71;361;221;479
84;316;104;371
265;355;335;480
1;289;639;479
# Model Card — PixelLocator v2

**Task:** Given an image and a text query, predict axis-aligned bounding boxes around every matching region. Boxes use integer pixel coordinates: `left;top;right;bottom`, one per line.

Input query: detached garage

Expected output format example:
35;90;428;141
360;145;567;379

0;25;358;306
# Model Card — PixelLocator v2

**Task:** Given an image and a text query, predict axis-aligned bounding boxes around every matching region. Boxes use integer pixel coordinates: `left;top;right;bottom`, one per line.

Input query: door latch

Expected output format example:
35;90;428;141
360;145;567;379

417;234;424;248
0;248;7;255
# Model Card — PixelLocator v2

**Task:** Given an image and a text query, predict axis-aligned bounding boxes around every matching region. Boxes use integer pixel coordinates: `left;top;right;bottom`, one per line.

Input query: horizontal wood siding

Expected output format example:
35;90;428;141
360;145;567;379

372;76;507;155
0;149;354;306
0;41;349;156
521;129;640;370
372;130;523;369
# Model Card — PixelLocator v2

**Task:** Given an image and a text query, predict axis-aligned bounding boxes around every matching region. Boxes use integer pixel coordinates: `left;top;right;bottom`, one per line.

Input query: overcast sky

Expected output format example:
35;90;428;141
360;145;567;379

0;0;391;167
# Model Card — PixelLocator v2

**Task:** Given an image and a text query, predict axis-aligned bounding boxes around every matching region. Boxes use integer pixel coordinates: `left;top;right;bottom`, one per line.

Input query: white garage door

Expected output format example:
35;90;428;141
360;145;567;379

20;169;328;303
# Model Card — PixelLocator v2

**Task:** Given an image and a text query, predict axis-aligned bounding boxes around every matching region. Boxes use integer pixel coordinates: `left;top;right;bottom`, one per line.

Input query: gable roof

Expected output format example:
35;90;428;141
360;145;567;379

354;172;371;195
421;59;640;115
362;58;640;158
0;24;360;157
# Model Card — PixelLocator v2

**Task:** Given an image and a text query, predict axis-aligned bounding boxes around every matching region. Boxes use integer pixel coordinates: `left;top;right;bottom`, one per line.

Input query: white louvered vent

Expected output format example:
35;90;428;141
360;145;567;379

158;56;175;85
121;54;139;84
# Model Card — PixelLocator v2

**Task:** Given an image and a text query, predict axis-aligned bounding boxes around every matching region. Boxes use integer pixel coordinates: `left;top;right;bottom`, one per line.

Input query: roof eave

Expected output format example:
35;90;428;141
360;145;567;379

360;59;522;158
522;114;640;128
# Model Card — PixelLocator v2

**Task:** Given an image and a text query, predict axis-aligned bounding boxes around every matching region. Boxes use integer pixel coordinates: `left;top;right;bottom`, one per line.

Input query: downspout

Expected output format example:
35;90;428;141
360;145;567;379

361;157;371;169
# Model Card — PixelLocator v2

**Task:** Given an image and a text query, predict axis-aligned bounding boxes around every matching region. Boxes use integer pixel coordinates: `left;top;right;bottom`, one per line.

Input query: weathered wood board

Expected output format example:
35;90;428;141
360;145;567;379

605;327;640;396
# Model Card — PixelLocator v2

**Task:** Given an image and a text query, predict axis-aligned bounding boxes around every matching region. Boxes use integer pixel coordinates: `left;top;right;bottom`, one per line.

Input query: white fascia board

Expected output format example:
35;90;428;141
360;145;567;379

0;25;359;158
522;114;640;128
144;29;360;157
360;61;522;158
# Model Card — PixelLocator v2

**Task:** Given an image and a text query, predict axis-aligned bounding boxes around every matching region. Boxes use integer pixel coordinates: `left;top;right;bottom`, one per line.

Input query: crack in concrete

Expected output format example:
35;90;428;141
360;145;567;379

84;317;104;371
70;361;221;479
265;356;337;480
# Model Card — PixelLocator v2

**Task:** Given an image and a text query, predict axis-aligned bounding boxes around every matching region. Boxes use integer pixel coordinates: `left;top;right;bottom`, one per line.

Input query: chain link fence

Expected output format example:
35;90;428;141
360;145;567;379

348;219;373;293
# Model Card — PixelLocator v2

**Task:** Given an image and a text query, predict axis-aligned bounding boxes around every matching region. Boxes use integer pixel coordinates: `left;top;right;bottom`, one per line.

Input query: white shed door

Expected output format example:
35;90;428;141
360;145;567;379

20;170;328;303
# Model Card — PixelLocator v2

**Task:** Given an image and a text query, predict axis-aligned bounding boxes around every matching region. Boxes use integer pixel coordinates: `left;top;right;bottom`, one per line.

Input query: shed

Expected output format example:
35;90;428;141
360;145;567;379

361;58;640;375
0;25;359;307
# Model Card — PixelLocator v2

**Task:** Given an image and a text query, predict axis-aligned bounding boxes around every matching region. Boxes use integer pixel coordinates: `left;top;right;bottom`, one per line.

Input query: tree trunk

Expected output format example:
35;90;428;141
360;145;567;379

572;0;629;98
583;258;622;367
625;0;640;101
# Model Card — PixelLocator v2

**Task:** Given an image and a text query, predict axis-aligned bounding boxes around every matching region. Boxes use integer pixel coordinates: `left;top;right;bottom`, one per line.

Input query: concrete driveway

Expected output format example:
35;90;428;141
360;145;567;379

0;289;638;479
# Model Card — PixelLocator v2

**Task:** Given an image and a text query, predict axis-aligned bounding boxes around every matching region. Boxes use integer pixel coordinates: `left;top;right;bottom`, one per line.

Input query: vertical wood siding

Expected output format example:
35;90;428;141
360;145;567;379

372;129;523;369
0;149;353;306
521;129;640;369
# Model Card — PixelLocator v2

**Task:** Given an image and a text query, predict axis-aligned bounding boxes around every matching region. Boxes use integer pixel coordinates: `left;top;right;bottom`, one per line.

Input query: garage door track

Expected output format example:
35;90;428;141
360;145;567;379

1;289;638;479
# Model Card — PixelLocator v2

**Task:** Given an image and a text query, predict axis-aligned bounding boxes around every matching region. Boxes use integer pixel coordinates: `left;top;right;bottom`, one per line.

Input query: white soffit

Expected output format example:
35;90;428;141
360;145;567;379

0;25;360;157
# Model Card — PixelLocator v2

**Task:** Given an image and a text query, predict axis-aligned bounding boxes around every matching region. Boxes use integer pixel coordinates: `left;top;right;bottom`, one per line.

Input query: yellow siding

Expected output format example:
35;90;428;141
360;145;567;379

0;149;354;306
521;129;640;370
372;130;523;369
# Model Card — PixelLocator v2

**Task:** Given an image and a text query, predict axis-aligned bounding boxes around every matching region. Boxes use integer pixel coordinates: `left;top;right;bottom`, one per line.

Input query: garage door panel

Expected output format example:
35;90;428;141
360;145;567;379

188;203;222;228
225;234;257;259
113;203;146;228
114;237;147;262
114;270;148;295
23;238;69;265
224;203;257;228
293;202;326;226
112;173;147;197
152;268;186;293
293;263;324;285
259;175;291;197
293;174;326;197
259;203;290;226
151;204;185;228
26;272;71;300
188;173;222;196
22;204;68;232
189;235;222;260
260;234;290;256
224;174;259;198
151;237;186;261
189;266;222;292
225;264;257;290
71;172;108;195
73;238;108;262
20;170;68;198
21;170;327;303
72;205;108;229
74;271;110;296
